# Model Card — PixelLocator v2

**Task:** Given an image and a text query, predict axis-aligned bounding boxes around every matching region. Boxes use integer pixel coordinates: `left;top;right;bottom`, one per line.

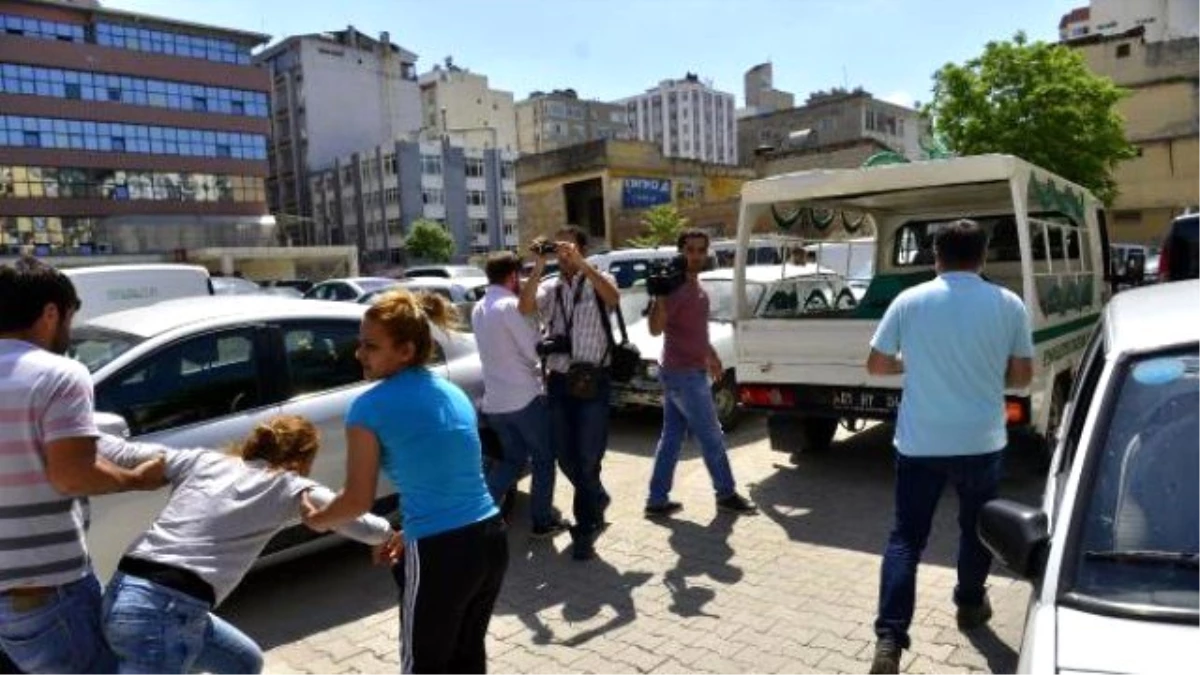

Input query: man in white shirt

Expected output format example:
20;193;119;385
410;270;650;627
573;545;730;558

473;252;569;539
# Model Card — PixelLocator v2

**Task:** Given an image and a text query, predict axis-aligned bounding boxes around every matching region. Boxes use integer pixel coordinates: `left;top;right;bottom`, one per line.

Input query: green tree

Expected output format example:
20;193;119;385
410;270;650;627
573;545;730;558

405;218;455;263
925;32;1136;205
627;204;689;248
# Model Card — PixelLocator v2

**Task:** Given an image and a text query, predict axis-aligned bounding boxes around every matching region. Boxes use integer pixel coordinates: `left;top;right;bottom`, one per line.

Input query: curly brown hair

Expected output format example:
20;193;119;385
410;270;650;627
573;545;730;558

231;415;320;473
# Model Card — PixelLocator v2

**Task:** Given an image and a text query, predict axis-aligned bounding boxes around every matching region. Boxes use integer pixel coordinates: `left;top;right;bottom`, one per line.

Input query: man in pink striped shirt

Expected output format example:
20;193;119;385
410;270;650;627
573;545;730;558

0;257;165;674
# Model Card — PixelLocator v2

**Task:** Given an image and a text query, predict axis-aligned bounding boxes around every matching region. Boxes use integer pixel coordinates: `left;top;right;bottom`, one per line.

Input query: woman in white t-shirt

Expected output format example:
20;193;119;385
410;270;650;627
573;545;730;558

98;415;396;674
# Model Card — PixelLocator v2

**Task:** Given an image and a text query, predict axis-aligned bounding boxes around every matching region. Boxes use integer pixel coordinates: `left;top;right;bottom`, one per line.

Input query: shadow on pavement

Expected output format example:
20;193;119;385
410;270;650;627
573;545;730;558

966;625;1021;673
745;422;1045;574
606;408;769;459
218;541;397;651
491;534;652;648
649;511;744;618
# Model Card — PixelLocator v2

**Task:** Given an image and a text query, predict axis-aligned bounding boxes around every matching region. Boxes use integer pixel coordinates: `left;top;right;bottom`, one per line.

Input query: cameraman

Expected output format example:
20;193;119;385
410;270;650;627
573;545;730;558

518;226;619;561
643;230;757;518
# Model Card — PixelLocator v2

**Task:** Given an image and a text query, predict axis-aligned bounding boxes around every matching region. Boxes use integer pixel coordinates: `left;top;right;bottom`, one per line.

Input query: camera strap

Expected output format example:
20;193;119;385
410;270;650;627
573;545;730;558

546;277;587;374
594;289;629;364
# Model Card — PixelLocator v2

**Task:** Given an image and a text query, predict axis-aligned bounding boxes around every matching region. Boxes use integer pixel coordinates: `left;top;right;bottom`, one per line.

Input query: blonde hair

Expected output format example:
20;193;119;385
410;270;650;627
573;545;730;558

231;415;319;473
364;288;459;365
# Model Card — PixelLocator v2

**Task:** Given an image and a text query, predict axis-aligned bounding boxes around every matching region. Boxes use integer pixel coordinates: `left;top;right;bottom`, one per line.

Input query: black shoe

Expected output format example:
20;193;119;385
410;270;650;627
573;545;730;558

956;596;993;631
644;501;683;519
869;639;902;674
569;525;597;560
716;493;758;515
530;518;571;540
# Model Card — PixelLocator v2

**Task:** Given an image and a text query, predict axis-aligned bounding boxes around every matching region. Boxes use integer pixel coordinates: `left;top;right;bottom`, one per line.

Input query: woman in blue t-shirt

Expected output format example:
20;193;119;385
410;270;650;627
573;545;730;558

301;289;506;674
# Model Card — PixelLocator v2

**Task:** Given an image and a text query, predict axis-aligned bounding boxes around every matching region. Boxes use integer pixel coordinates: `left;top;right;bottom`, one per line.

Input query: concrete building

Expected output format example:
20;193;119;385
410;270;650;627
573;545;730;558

515;89;632;155
1068;26;1199;243
619;73;737;165
309;138;518;268
741;62;794;118
0;0;273;258
736;88;925;167
419;60;516;153
255;27;421;239
1060;0;1198;43
516;139;753;248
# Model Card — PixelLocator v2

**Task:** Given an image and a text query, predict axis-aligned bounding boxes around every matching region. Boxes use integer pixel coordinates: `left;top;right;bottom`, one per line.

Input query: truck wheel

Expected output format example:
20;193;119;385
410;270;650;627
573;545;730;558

712;370;741;431
767;414;839;455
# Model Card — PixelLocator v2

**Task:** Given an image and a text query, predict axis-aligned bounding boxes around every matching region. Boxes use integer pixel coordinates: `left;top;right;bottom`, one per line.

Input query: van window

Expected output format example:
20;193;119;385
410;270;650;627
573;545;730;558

893;215;1022;267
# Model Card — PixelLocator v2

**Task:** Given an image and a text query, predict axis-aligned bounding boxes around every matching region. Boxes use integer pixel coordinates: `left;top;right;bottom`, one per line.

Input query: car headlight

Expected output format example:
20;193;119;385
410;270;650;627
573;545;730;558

644;361;660;379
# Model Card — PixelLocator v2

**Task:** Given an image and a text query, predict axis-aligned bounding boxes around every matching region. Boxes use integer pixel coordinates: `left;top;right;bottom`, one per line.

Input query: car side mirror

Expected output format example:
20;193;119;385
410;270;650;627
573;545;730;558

978;499;1050;579
94;411;131;439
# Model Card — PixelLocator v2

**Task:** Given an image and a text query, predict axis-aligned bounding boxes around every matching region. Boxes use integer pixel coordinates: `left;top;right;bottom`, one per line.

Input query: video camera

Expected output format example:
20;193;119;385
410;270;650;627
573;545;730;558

530;238;558;256
645;255;688;297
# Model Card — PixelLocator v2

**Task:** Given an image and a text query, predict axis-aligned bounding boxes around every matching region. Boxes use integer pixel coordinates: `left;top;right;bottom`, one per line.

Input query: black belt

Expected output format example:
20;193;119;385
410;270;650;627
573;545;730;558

117;556;216;606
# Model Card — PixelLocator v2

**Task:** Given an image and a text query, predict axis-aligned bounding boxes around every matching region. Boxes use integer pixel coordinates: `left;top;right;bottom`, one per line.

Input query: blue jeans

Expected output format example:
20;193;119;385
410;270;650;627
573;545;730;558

548;372;611;534
486;396;557;529
648;369;737;506
0;573;115;674
875;450;1004;649
102;572;263;674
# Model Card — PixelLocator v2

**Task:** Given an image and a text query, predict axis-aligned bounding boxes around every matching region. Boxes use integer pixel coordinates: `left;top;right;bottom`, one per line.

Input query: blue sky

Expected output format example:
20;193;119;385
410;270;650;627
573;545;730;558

103;0;1080;108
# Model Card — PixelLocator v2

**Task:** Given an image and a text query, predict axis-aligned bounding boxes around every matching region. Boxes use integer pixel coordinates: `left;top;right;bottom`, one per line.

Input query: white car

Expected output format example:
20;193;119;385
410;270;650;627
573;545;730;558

303;276;398;302
69;295;488;580
612;264;855;428
979;280;1198;673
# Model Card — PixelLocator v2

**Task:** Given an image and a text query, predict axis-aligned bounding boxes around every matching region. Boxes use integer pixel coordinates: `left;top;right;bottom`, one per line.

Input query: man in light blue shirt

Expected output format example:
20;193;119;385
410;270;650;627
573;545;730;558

864;219;1034;674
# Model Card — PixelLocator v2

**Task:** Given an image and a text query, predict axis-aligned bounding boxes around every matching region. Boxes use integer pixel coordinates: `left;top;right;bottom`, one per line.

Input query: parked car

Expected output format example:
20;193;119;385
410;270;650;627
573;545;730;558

1158;213;1198;282
260;278;314;294
63;264;213;323
210;275;264;296
260;286;304;298
588;247;716;289
303;276;398;302
611;264;854;428
360;277;489;305
978;280;1198;673
69;295;490;581
403;264;486;280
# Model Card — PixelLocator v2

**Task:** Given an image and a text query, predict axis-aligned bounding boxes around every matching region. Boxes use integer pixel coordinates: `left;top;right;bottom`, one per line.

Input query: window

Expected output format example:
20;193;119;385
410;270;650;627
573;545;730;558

500;161;515;180
384;187;399;204
502;192;517;208
280;322;363;396
0;115;266;158
467;190;487;206
95;23;252;65
471;218;489;236
893;215;1023;267
465;158;485;178
1116;43;1131;58
95;329;263;435
422;188;444;205
421;154;442;175
0;14;84;43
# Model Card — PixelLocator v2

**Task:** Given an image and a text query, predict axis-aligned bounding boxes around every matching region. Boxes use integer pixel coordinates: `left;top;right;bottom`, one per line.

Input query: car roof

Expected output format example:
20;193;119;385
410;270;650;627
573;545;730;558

1104;280;1199;355
701;263;841;283
406;265;484;275
82;295;367;339
399;277;487;289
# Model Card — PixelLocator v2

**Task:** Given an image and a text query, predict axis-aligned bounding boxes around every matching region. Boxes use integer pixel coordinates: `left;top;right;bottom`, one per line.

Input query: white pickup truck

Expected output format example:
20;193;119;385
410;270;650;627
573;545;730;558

731;154;1113;458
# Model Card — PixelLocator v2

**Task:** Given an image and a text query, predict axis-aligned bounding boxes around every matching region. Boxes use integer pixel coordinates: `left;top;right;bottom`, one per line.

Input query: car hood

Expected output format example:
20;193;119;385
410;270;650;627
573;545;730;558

1056;606;1198;673
623;317;734;364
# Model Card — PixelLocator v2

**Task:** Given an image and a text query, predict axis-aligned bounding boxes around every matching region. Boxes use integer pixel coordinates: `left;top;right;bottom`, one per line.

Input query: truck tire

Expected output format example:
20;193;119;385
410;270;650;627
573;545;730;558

713;370;741;431
767;414;839;455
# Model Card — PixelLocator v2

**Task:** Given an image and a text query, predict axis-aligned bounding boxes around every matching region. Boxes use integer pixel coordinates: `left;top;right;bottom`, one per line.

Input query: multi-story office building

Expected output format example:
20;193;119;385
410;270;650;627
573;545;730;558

0;0;271;257
255;27;421;239
419;61;516;152
515;88;632;155
309;138;517;266
620;73;738;165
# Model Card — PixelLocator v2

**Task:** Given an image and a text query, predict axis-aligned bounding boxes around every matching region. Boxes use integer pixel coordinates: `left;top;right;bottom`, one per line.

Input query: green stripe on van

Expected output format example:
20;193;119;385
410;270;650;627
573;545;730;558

1033;313;1100;345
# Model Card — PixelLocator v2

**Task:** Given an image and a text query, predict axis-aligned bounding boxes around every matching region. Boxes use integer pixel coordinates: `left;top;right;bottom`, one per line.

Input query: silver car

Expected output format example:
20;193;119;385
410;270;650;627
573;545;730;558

69;295;487;580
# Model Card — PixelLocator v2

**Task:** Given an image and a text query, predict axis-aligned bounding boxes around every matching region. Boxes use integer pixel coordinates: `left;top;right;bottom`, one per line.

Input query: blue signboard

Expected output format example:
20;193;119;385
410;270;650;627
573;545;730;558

622;178;672;209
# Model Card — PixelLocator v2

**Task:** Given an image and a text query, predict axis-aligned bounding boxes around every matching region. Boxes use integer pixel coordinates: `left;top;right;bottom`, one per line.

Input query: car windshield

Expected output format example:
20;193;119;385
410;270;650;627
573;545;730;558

67;327;145;373
1068;347;1199;613
701;279;765;321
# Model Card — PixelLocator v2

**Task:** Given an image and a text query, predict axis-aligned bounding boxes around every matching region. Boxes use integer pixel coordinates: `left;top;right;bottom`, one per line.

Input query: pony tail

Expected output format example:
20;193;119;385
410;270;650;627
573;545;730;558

417;291;460;332
240;424;278;463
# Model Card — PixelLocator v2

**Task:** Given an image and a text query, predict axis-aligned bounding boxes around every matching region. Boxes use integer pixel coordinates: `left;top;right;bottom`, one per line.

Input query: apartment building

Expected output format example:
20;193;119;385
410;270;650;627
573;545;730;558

0;0;271;257
515;88;632;155
620;73;738;165
419;61;516;152
255;26;421;237
742;62;794;117
310;138;517;267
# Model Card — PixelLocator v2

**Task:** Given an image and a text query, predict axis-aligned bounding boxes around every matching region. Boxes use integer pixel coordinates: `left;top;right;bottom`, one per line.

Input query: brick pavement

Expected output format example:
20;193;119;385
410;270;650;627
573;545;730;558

222;414;1040;674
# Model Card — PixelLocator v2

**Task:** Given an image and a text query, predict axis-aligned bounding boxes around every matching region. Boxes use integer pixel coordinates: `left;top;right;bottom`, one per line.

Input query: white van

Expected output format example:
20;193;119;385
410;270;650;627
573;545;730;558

65;264;213;324
732;155;1112;457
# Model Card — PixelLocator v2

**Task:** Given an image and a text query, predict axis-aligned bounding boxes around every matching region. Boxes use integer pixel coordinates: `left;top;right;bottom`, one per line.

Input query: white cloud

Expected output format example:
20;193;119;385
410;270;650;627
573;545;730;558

881;90;916;108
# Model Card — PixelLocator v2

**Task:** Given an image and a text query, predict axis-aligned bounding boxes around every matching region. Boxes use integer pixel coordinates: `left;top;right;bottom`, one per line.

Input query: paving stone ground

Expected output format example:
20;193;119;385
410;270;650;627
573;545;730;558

221;413;1042;674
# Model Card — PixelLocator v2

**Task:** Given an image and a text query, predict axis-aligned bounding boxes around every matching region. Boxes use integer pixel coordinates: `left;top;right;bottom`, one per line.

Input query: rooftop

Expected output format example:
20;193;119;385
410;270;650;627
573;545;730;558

17;0;270;45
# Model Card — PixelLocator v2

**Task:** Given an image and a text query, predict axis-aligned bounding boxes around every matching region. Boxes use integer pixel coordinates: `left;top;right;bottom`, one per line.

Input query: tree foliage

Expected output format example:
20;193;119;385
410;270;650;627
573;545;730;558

627;204;689;248
925;32;1136;205
405;219;455;263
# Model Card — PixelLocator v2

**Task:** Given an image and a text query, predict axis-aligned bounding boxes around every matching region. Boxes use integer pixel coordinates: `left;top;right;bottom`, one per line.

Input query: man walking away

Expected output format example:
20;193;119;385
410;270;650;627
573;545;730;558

522;226;620;560
474;251;570;539
0;258;166;674
644;229;757;518
864;220;1034;673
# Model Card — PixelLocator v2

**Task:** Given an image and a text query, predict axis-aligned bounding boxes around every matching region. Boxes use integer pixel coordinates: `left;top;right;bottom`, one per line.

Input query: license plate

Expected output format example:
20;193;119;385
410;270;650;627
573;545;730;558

829;389;900;416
